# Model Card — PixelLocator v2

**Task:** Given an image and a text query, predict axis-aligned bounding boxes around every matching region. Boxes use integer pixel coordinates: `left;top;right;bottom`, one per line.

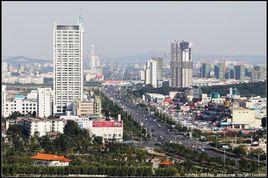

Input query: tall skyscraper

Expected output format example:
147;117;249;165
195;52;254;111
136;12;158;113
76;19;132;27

89;45;96;71
89;45;102;73
37;88;53;118
234;65;246;80
170;40;193;87
252;65;265;81
201;63;211;78
53;18;84;114
154;57;164;81
144;57;163;88
214;62;225;80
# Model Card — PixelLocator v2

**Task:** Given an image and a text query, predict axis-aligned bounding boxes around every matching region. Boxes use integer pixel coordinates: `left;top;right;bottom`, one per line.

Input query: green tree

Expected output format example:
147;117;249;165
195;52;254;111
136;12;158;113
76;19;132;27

239;158;248;172
64;120;81;137
155;167;177;176
233;145;247;156
250;161;258;173
94;136;103;145
38;135;55;153
183;159;193;171
53;134;72;153
5;111;24;120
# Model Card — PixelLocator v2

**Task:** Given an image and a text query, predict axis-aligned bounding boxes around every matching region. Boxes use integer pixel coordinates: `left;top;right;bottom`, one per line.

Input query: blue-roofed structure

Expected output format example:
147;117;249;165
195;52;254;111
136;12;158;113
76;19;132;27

220;122;232;126
15;94;25;99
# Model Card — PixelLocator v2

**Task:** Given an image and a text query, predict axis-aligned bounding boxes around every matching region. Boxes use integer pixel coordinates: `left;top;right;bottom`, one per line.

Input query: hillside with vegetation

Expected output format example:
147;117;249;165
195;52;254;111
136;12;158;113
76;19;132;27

200;81;267;97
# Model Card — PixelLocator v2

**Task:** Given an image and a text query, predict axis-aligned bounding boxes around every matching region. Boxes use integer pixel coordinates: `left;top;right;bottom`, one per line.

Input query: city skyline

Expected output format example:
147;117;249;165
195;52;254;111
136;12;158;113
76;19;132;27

2;1;266;60
2;1;267;177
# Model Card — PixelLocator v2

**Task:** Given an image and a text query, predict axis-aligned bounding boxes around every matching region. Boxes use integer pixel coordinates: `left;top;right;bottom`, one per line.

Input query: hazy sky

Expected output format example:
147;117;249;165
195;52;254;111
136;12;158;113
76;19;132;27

2;1;266;60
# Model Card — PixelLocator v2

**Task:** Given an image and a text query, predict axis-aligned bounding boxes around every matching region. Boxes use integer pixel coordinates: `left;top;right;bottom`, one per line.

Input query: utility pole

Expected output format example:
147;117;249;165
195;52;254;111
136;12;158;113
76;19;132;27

140;122;143;147
258;154;260;174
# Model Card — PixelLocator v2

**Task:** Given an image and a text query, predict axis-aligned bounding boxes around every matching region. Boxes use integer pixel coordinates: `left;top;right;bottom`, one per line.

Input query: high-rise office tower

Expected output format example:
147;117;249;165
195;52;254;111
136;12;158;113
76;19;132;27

37;88;53;118
53;18;84;114
234;65;246;80
245;67;252;78
214;62;225;80
140;70;145;81
201;63;211;78
170;40;193;88
145;59;157;87
144;57;163;88
252;65;265;80
89;45;96;71
145;61;151;85
218;62;225;80
225;66;235;79
89;45;102;73
154;57;164;81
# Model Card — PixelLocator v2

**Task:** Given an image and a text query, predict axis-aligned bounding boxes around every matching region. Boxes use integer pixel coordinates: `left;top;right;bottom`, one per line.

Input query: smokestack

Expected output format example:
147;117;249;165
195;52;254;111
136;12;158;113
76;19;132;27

118;114;121;121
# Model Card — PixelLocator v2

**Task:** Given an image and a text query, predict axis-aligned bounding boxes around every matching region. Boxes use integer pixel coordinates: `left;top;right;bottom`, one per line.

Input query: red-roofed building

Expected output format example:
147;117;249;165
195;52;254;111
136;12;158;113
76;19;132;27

164;97;172;104
30;153;71;166
159;159;174;167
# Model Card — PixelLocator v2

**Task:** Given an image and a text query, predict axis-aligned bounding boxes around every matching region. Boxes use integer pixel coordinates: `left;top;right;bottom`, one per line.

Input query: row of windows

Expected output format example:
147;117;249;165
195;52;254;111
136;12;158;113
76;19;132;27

56;40;80;43
6;108;36;110
56;31;79;33
56;48;80;51
57;35;79;37
56;62;81;65
56;52;80;54
6;103;36;106
55;66;81;68
103;134;122;137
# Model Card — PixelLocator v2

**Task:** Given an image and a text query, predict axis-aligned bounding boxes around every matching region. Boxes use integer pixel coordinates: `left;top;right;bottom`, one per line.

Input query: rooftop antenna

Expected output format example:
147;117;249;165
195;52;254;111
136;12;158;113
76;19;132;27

78;8;84;25
91;44;94;58
79;8;83;22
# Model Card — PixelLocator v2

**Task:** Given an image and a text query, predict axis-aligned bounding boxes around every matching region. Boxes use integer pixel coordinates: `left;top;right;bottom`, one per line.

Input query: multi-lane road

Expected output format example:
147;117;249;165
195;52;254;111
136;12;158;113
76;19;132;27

102;86;230;159
101;65;264;164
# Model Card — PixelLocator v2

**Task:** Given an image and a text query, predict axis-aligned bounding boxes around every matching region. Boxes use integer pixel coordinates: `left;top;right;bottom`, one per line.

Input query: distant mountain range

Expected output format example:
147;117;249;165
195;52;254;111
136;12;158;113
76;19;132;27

102;51;166;64
3;55;52;67
3;53;266;66
103;52;266;65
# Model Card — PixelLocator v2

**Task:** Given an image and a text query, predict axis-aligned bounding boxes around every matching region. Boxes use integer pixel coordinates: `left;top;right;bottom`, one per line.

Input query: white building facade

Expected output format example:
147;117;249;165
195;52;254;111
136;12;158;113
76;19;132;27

37;88;53;118
144;57;163;88
170;40;193;88
60;114;123;141
20;118;65;137
31;153;71;166
4;97;37;118
53;19;84;114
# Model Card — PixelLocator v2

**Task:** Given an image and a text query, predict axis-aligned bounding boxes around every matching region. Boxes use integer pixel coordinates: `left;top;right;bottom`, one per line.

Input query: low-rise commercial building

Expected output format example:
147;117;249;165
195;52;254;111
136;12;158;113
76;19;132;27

90;119;123;141
60;114;123;141
4;94;37;117
17;118;65;137
76;100;94;117
231;107;261;129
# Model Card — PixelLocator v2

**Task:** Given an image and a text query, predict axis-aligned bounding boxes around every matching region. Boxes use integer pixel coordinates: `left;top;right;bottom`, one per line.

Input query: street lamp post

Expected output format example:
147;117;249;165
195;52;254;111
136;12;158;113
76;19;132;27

224;130;226;167
258;154;260;174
